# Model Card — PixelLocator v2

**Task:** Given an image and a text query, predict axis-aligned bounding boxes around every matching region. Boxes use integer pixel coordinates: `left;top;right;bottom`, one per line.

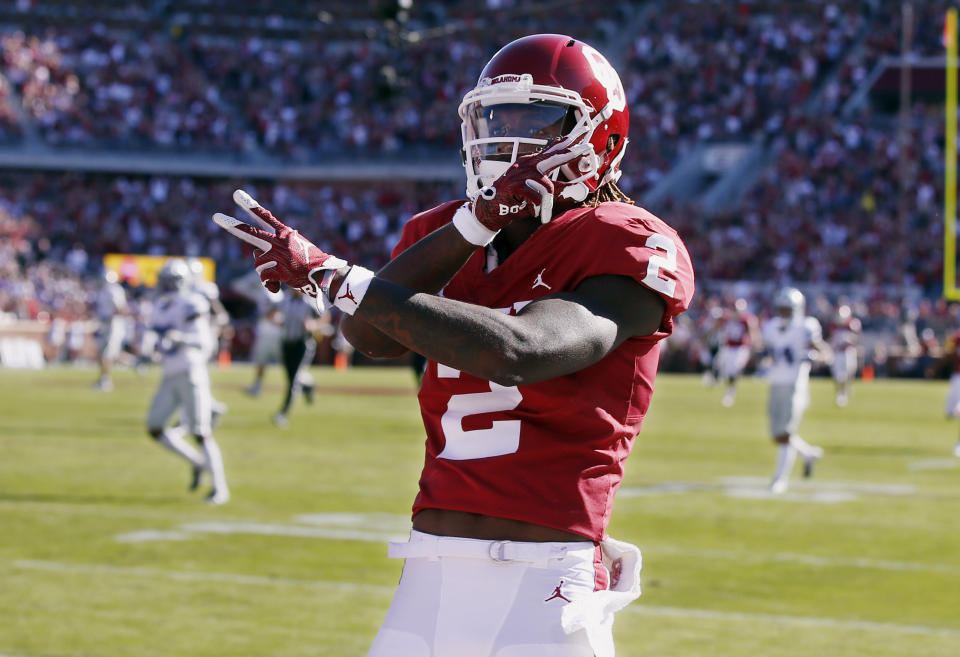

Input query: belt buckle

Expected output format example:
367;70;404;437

489;540;512;562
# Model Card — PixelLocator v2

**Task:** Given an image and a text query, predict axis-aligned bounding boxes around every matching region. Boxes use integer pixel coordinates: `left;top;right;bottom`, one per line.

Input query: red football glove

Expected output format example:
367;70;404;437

471;132;593;228
212;190;347;297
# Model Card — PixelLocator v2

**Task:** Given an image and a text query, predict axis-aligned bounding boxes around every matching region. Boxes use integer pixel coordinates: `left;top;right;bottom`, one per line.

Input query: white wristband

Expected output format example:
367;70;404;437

332;265;375;316
307;264;347;313
452;201;498;246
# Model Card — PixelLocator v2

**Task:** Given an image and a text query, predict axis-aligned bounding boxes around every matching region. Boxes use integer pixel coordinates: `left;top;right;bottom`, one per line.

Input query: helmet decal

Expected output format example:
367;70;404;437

581;44;626;113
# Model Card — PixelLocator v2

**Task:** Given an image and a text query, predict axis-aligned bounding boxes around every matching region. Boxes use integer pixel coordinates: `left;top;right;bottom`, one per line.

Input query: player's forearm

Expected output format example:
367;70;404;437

346;279;533;384
339;224;479;358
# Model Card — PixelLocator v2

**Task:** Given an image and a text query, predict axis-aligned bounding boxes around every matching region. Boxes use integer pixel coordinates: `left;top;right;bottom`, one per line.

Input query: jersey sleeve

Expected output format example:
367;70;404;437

188;294;211;319
572;204;695;319
391;200;467;259
805;317;823;343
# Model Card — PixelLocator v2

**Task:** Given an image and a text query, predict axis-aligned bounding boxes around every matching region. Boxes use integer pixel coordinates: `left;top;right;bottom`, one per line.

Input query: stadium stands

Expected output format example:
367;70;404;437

0;0;956;374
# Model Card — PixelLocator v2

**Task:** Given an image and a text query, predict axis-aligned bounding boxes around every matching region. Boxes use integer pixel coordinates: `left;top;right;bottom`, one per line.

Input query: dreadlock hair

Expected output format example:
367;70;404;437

582;133;633;206
582;180;634;207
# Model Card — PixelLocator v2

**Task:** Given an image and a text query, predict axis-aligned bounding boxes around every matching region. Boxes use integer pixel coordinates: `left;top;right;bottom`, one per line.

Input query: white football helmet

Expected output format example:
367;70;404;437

157;258;190;293
773;287;805;320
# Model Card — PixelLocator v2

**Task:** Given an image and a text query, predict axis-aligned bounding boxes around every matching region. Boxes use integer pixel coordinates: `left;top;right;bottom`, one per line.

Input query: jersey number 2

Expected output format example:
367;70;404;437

436;364;522;460
641;233;678;298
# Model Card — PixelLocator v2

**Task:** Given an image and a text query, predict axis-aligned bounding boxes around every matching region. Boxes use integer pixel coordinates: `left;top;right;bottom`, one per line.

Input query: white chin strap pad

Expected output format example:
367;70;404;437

476;159;511;190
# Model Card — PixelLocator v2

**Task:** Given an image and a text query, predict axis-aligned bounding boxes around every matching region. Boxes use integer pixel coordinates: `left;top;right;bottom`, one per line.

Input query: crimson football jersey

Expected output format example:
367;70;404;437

393;200;695;541
721;313;756;347
952;330;960;374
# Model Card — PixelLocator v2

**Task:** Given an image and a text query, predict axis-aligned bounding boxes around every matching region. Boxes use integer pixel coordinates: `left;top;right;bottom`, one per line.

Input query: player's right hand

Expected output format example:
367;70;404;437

213;190;347;297
471;132;592;228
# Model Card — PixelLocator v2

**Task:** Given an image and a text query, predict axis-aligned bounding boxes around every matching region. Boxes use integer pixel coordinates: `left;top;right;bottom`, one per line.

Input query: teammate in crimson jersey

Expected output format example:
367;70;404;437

213;34;694;657
714;297;760;407
827;304;861;407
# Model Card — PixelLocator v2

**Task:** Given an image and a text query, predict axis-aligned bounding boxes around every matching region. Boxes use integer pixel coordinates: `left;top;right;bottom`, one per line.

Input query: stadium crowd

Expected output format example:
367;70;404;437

1;0;958;379
0;1;869;174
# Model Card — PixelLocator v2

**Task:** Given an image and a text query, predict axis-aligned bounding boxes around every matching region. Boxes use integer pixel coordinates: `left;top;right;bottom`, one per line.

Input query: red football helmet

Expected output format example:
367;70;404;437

458;34;629;205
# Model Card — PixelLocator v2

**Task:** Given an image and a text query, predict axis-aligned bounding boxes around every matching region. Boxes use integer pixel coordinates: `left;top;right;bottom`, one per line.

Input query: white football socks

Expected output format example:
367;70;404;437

200;436;229;495
159;427;205;467
788;434;822;460
772;444;797;484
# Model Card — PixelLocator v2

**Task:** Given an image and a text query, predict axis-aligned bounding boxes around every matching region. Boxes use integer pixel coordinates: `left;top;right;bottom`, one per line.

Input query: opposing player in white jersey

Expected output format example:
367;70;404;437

93;269;129;391
715;297;760;407
827;304;861;407
186;257;230;425
145;259;230;504
761;287;830;494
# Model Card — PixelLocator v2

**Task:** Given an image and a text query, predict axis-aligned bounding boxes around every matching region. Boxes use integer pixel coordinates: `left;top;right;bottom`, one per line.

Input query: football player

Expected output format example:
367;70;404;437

213;34;694;657
145;259;229;505
828;303;861;407
761;287;831;494
272;288;325;427
938;328;960;457
92;269;129;391
185;257;230;425
696;302;723;386
715;297;760;407
230;268;284;397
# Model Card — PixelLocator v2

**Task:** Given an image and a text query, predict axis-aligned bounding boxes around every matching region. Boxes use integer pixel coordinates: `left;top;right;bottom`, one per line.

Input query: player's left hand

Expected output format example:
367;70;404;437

472;132;592;227
213;190;347;297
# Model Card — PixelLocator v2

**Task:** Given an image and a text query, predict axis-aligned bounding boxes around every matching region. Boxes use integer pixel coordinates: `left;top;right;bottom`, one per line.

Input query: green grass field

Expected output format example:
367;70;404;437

1;364;958;657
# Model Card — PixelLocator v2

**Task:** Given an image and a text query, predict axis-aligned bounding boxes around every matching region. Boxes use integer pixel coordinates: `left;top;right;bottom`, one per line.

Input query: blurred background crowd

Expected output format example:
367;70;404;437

0;0;956;378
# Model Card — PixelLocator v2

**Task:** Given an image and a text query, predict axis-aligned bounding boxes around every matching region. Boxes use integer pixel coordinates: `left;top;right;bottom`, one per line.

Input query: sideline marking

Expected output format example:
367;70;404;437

11;559;960;638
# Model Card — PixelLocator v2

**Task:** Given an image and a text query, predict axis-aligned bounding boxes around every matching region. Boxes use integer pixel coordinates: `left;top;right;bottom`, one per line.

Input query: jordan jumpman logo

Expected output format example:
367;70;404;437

337;283;357;305
532;268;551;290
544;580;571;603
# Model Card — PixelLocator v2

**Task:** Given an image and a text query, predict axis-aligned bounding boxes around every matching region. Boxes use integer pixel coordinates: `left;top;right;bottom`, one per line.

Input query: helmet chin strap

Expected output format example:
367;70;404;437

559;182;589;202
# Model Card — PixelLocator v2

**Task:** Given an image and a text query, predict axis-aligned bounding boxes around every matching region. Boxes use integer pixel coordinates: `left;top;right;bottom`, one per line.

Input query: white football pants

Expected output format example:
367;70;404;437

367;530;641;657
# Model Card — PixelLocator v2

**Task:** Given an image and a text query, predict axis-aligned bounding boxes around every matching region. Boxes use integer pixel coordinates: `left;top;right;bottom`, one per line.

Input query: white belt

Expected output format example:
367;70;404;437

388;530;593;568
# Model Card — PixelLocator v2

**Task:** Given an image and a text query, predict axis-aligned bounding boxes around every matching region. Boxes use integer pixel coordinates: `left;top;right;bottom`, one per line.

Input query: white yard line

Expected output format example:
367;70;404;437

627;605;960;638
12;559;393;595
123;520;960;577
644;545;960;575
2;492;952;532
0;499;254;522
10;559;960;638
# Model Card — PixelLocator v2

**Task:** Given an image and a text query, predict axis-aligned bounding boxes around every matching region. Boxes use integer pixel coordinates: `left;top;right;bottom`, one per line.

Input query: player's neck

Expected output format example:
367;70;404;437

492;217;541;264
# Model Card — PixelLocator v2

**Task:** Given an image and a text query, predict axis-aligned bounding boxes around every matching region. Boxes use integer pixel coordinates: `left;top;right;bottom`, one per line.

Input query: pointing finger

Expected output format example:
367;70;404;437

212;212;274;252
536;142;593;175
541;127;588;157
233;189;284;233
526;179;554;224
